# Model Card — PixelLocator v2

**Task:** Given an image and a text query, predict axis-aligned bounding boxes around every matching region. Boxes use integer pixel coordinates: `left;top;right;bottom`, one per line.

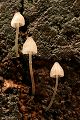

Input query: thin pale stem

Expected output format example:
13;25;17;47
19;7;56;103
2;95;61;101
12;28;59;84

15;23;19;57
45;75;58;111
29;53;35;96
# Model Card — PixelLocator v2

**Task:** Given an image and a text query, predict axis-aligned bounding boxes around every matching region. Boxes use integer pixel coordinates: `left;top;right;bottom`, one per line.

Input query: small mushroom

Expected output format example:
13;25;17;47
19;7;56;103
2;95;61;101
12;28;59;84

11;12;25;57
46;62;64;111
22;36;37;96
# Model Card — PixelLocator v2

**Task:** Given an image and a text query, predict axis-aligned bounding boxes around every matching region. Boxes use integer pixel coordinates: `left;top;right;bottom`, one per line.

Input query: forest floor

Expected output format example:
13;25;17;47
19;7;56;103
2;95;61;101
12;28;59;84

0;55;80;120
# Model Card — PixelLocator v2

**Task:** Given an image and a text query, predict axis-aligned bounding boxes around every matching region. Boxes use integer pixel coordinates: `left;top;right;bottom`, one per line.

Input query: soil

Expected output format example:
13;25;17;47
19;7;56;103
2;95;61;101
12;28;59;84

0;55;80;120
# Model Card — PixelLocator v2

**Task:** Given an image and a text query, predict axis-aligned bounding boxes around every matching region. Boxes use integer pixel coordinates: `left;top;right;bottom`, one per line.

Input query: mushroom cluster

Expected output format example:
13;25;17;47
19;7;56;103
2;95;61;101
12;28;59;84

10;12;64;111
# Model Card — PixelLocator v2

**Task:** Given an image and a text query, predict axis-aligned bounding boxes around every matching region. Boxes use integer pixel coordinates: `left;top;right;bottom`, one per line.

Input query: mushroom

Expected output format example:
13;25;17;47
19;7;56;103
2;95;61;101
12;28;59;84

11;12;25;57
22;36;37;96
46;62;64;111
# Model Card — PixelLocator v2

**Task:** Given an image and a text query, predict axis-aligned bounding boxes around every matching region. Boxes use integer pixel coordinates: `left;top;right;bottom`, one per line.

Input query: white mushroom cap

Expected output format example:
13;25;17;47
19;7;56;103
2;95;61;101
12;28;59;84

22;37;37;55
11;12;25;28
50;62;64;78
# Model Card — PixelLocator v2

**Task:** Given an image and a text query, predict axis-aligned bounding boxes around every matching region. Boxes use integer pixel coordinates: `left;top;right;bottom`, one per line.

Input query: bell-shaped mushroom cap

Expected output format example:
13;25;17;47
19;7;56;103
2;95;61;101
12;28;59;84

22;37;37;55
11;12;25;28
50;62;64;78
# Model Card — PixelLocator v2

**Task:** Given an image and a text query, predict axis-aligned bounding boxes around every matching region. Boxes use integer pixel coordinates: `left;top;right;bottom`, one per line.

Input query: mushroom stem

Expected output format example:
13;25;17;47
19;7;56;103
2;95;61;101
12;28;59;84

29;52;35;96
15;23;19;57
46;75;58;111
